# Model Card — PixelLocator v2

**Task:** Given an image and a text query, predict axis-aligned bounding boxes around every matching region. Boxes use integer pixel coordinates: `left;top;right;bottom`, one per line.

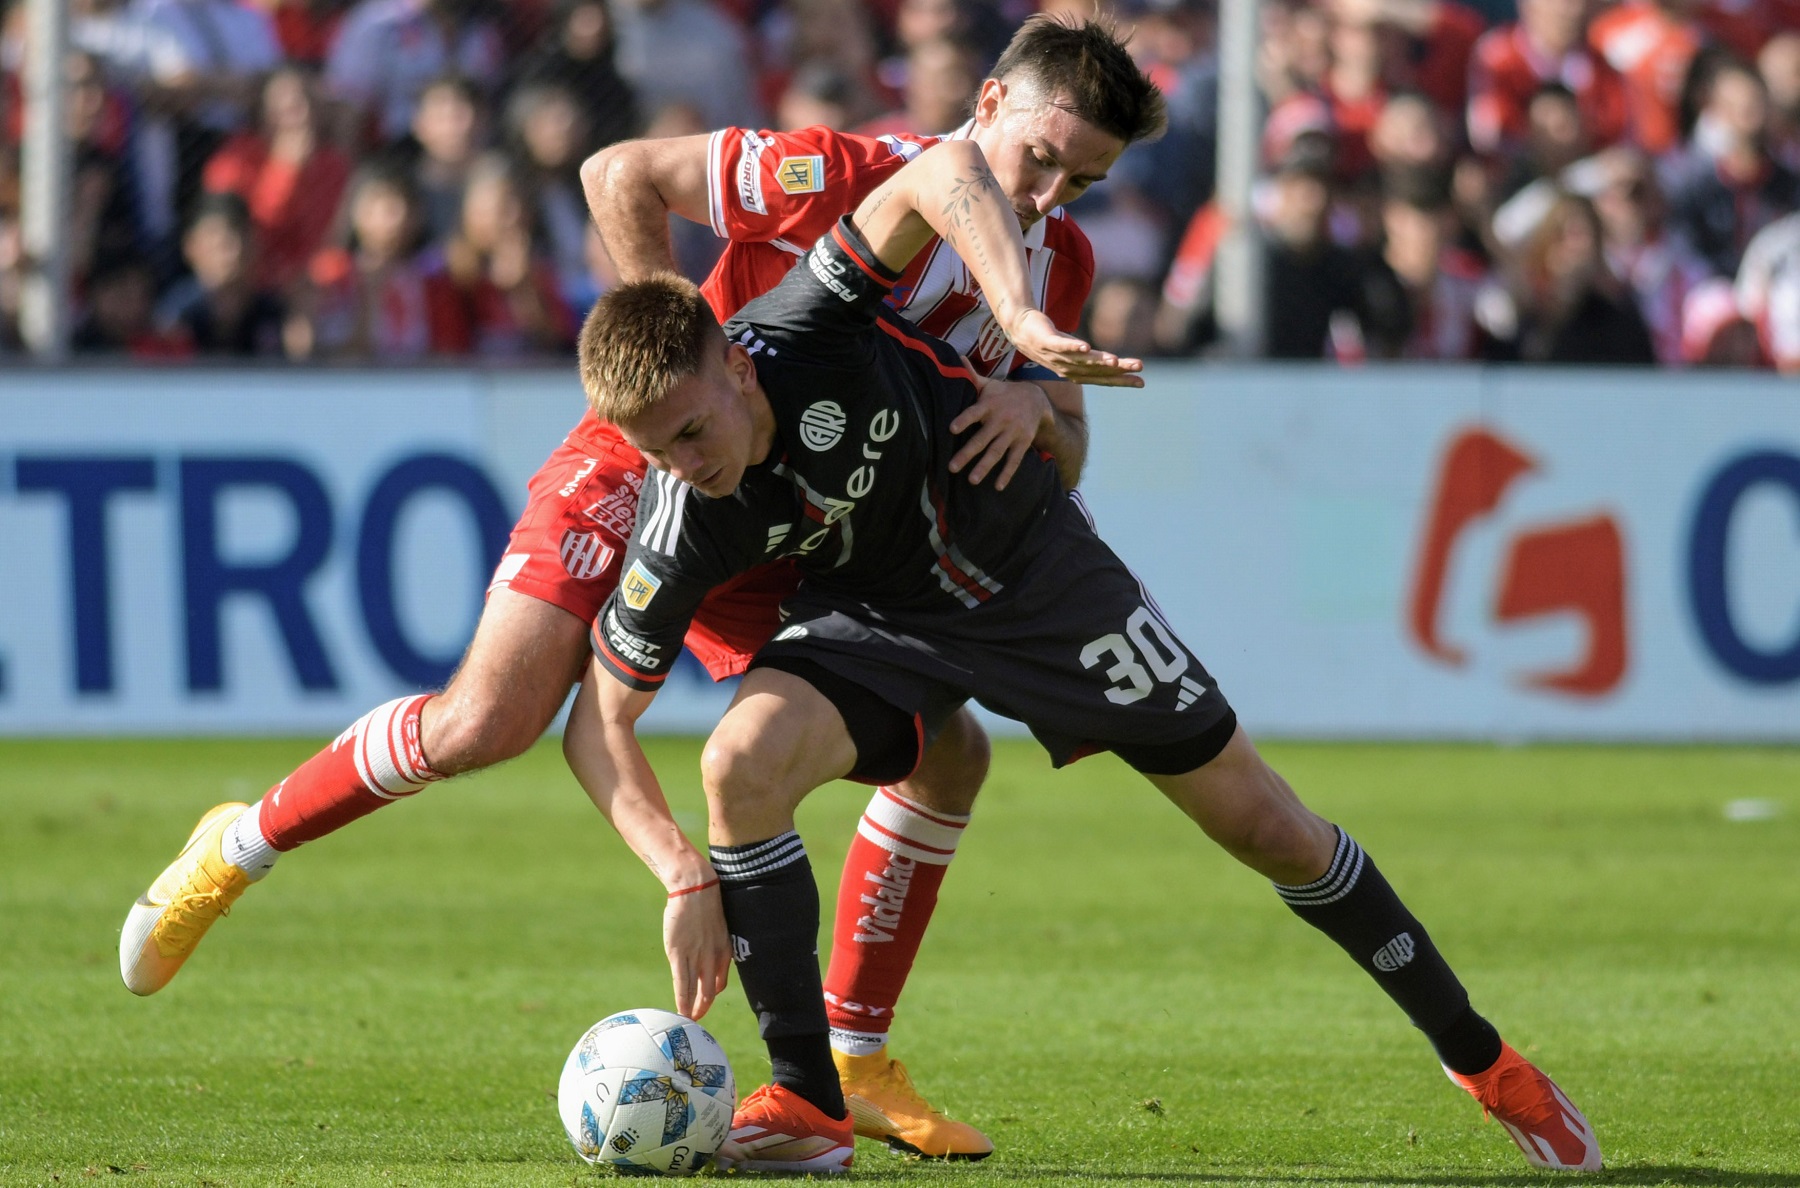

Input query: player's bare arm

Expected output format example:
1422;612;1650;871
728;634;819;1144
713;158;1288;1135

849;140;1144;388
579;133;716;282
563;659;730;1020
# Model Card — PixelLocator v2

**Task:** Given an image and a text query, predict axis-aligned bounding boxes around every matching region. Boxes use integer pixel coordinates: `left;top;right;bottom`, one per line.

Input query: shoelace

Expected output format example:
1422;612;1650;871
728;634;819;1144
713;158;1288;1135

154;886;235;956
1479;1060;1561;1131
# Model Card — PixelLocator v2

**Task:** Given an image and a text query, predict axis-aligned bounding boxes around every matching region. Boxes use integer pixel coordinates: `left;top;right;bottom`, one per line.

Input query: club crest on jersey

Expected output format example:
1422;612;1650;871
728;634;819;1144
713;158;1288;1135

559;529;615;580
799;400;847;451
971;316;1013;368
622;561;662;610
776;155;825;195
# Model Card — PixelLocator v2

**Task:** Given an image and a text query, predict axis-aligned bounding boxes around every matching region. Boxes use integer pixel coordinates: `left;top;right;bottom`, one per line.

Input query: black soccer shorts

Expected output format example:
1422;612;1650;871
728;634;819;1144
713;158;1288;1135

751;494;1238;781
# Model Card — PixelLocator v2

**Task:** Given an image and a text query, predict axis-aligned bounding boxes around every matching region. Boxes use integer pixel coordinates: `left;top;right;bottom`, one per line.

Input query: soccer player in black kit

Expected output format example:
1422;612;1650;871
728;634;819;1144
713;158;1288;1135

564;136;1601;1174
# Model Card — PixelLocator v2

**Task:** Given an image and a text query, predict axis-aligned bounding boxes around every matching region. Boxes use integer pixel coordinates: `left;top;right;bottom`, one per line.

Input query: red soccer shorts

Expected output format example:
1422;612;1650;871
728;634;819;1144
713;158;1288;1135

488;419;798;681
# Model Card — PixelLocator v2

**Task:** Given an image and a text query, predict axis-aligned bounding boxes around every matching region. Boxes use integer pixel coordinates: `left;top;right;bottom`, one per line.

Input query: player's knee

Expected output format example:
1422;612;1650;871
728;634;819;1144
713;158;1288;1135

425;680;554;773
699;728;793;827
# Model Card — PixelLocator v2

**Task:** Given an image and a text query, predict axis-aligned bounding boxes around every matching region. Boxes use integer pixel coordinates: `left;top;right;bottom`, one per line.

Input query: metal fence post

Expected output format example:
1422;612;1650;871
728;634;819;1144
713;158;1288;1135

19;0;73;361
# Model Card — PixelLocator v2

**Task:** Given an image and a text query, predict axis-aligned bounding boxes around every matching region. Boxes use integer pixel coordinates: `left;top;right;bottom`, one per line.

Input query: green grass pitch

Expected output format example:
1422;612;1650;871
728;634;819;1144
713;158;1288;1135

3;737;1798;1186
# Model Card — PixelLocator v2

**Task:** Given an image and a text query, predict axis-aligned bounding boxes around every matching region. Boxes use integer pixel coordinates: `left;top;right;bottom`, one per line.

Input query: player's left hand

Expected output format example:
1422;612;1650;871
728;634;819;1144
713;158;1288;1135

949;373;1053;490
663;883;731;1020
1007;308;1145;388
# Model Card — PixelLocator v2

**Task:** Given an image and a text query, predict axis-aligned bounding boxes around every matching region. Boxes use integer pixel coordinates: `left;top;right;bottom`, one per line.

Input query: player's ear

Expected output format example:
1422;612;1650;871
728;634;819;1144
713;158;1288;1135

973;79;1005;128
722;341;755;391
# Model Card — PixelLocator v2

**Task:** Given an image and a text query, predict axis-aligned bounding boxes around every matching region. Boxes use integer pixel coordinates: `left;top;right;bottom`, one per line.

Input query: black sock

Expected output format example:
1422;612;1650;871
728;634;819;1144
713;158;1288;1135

711;832;846;1120
1274;826;1503;1076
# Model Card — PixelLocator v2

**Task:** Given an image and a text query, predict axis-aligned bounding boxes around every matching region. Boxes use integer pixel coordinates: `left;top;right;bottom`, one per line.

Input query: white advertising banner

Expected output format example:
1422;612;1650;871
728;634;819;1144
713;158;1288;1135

1081;365;1800;739
2;365;1796;738
0;370;734;735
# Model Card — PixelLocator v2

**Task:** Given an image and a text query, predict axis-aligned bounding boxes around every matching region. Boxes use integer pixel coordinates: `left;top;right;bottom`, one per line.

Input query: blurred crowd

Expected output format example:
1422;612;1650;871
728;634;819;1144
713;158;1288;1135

0;0;1796;369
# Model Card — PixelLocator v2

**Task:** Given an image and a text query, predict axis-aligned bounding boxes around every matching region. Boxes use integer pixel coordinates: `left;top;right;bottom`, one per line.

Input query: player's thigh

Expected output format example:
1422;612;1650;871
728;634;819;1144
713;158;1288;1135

702;666;859;841
423;589;592;773
1144;726;1336;884
892;706;989;816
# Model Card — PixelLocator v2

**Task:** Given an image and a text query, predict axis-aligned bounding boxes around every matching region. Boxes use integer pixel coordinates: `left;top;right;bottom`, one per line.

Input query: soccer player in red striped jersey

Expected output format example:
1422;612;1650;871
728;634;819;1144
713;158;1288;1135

119;12;1154;1163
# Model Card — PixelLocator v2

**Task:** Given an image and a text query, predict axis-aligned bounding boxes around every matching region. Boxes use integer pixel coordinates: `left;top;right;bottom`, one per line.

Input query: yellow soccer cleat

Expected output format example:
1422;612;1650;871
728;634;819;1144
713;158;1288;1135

119;803;252;996
835;1049;994;1160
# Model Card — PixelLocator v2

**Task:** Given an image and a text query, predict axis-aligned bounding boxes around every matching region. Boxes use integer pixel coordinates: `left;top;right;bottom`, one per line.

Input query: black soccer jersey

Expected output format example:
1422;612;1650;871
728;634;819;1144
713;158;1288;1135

594;217;1065;691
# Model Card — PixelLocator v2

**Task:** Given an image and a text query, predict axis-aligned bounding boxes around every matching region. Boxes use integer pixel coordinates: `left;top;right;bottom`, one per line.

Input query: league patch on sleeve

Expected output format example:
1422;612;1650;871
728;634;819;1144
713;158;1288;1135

621;561;662;610
776;155;825;195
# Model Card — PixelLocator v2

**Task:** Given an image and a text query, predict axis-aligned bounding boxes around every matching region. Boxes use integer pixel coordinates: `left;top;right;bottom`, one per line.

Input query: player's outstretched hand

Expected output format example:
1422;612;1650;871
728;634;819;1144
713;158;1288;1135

948;372;1053;490
1007;308;1145;388
663;883;730;1020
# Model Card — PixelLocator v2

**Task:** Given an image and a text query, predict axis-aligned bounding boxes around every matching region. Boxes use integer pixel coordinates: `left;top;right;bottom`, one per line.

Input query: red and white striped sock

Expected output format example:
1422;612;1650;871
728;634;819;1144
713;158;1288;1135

242;694;444;856
823;787;967;1057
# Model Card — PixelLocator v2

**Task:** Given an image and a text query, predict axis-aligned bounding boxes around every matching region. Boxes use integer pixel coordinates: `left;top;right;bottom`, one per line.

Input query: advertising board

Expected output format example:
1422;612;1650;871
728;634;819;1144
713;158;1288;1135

2;366;1795;738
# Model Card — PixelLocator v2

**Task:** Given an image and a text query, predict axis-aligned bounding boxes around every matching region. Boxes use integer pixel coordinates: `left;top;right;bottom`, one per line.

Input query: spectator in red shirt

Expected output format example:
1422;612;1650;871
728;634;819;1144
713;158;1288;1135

202;64;352;294
256;0;349;67
292;161;433;359
421;151;575;356
1588;0;1704;155
1695;0;1800;64
1467;0;1629;157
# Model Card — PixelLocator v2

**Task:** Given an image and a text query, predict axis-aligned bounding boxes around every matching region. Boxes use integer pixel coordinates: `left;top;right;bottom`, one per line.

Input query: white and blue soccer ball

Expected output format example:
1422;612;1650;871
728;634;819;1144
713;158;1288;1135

557;1008;736;1175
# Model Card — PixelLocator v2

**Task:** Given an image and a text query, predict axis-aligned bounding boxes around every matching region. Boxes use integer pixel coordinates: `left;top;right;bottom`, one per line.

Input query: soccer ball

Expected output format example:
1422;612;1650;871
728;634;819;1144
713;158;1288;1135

557;1008;736;1175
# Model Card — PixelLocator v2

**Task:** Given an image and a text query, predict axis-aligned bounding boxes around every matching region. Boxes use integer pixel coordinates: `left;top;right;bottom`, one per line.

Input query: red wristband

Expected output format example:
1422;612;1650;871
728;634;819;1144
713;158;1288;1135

667;877;719;899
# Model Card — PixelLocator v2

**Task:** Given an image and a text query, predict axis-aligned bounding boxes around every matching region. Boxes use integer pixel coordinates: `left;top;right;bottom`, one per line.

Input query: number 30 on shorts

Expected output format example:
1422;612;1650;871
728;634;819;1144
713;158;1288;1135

1080;606;1209;709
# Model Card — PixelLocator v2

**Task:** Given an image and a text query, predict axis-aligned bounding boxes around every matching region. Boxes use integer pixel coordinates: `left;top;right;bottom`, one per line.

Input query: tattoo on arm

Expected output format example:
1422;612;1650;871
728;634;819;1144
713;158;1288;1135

940;165;1001;280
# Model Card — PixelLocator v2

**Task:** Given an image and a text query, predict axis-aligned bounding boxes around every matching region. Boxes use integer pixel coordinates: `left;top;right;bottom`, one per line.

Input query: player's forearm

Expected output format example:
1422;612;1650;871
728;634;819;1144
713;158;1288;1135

853;140;1038;334
564;666;714;892
1034;379;1089;487
598;725;715;892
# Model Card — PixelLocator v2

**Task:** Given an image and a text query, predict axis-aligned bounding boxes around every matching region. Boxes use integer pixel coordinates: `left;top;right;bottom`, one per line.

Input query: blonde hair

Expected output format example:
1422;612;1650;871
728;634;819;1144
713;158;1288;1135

577;273;719;423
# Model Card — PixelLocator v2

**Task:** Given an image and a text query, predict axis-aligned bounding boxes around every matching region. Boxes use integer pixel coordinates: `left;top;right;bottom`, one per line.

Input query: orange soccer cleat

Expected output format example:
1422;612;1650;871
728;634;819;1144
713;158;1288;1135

1446;1042;1602;1171
720;1083;855;1174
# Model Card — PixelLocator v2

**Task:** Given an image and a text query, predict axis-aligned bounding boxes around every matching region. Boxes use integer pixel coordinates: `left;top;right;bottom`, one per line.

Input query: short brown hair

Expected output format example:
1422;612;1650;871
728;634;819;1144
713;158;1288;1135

990;14;1167;145
577;273;719;423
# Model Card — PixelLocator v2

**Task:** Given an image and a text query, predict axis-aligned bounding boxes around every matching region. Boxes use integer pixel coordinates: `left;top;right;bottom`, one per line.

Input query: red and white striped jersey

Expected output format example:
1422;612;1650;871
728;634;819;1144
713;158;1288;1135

1589;2;1704;155
698;122;1095;378
569;122;1095;445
